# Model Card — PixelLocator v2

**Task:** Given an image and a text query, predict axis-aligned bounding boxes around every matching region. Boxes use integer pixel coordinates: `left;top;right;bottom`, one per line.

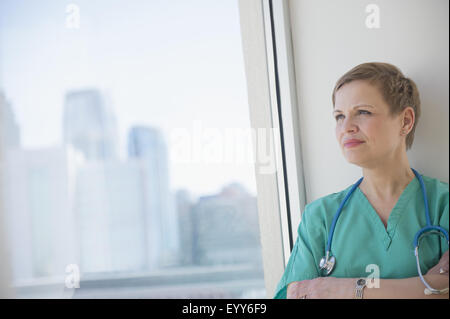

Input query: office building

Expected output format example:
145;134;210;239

191;183;262;266
74;159;147;273
128;126;180;268
63;89;118;161
3;147;75;281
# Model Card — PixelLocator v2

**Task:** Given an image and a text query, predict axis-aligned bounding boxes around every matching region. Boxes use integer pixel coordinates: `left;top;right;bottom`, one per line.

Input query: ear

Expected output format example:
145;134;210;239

400;106;415;135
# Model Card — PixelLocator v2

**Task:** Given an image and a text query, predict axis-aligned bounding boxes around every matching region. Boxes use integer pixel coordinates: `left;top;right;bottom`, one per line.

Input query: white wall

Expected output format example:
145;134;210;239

289;0;449;202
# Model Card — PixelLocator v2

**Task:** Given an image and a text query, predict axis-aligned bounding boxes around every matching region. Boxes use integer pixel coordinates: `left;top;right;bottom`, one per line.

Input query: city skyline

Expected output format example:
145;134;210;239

0;0;257;197
0;0;265;299
0;87;257;200
1;88;263;296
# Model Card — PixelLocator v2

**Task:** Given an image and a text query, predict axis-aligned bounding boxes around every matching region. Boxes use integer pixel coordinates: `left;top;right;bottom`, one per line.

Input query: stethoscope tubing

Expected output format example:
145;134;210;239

412;169;449;294
326;177;363;253
321;168;449;295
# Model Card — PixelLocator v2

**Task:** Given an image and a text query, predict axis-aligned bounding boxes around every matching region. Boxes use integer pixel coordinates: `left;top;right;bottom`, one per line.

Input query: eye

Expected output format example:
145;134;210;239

335;114;344;121
358;110;371;115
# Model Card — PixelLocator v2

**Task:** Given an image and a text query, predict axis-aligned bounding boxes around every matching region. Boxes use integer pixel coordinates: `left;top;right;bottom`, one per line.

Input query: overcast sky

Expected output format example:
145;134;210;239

0;0;257;198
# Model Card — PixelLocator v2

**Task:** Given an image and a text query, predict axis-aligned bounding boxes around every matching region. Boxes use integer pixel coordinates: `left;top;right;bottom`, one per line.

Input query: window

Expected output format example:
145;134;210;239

0;0;267;298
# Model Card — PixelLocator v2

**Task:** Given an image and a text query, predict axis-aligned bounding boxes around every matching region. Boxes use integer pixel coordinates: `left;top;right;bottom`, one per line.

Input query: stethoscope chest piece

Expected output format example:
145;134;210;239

319;253;335;275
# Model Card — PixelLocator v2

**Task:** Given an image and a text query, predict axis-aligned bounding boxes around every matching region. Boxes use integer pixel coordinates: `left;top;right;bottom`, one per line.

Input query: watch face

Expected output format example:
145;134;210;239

357;279;366;286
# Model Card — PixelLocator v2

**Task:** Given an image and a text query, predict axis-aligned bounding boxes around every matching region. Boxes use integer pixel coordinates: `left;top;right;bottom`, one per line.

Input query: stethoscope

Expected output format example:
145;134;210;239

319;168;449;295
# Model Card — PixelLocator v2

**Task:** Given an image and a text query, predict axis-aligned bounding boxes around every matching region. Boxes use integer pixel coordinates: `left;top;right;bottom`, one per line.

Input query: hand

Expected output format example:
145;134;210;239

286;277;355;299
426;250;449;276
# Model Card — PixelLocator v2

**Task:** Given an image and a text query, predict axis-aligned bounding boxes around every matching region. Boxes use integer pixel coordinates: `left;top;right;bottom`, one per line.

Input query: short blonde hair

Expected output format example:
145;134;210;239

332;62;421;150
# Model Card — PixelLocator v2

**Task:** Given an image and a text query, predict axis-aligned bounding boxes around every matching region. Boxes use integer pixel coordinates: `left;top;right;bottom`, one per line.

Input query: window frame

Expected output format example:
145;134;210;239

238;0;307;297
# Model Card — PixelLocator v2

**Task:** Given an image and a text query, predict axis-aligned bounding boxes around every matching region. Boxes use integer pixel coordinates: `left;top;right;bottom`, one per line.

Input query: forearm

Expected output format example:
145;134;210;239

364;275;449;299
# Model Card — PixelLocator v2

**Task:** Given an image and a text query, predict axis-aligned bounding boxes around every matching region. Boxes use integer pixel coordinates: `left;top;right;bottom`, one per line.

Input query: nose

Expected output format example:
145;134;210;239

342;117;358;133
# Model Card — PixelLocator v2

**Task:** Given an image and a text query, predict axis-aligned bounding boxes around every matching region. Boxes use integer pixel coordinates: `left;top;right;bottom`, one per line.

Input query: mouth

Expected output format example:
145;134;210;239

343;140;364;148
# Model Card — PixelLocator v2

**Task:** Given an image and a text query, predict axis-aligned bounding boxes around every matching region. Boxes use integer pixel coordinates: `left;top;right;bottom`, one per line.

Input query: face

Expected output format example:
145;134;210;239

334;80;407;168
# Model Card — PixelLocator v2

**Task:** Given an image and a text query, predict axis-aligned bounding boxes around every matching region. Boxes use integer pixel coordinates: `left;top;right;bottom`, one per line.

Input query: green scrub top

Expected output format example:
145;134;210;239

274;174;449;299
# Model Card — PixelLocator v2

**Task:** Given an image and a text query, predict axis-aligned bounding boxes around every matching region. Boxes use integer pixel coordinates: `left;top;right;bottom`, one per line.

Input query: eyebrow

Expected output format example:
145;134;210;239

333;104;375;114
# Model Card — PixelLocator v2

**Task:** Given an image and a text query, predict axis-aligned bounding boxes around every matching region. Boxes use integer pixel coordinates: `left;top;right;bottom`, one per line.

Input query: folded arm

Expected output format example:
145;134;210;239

287;274;448;299
287;250;449;299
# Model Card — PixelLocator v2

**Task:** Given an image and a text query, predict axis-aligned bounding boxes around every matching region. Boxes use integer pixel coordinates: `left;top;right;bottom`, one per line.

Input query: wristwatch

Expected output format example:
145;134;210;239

355;278;367;299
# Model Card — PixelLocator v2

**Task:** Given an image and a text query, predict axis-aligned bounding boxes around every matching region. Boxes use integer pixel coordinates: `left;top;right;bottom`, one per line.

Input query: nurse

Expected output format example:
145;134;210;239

274;62;449;299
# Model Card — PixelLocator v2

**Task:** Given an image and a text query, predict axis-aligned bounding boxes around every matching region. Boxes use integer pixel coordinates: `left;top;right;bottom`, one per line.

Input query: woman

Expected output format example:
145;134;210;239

274;62;449;299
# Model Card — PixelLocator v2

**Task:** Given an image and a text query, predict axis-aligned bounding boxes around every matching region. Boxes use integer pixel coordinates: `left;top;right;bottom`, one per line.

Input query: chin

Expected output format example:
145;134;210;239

344;154;367;167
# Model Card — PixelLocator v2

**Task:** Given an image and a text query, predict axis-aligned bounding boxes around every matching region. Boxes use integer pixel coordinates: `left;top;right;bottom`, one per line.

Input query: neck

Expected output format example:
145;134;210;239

360;155;415;200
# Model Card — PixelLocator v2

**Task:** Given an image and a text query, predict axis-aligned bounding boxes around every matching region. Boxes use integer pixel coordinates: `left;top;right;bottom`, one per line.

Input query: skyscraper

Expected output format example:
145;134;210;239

3;147;75;281
63;89;118;161
128;126;179;268
75;159;147;274
0;91;20;153
175;189;194;266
